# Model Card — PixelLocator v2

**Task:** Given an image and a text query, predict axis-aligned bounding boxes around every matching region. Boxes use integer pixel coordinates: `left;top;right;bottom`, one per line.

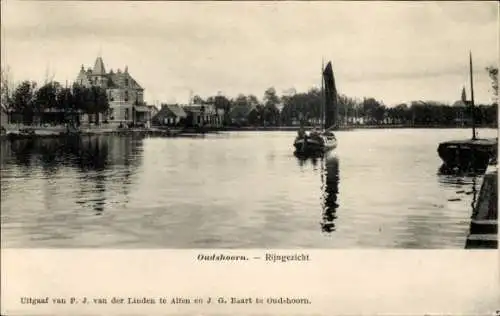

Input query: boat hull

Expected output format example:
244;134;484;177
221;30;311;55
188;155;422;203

294;136;337;155
437;138;497;172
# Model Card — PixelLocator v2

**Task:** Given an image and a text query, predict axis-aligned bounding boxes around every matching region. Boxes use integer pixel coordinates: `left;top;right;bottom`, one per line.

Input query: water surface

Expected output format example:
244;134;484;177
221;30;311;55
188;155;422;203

1;128;496;248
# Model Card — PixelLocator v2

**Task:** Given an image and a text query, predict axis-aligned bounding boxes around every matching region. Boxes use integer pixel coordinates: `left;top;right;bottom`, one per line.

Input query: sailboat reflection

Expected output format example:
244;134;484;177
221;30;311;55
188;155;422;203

295;152;340;233
320;155;340;233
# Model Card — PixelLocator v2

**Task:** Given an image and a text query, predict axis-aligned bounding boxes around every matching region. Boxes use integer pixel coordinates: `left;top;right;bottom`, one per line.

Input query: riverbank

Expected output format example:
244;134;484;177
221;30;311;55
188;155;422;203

0;126;183;141
215;124;497;131
1;124;497;140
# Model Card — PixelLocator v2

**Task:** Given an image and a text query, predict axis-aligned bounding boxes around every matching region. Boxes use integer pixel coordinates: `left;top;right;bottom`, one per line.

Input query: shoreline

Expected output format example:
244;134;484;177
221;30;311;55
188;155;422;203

221;124;497;131
1;124;497;140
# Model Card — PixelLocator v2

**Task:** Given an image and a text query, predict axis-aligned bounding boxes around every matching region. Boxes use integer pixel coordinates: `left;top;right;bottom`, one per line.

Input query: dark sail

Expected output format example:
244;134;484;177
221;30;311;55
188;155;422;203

322;61;338;130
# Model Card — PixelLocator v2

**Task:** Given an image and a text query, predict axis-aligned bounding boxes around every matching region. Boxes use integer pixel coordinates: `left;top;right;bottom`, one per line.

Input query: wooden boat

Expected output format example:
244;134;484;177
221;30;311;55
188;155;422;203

438;138;497;172
437;52;498;172
294;61;338;155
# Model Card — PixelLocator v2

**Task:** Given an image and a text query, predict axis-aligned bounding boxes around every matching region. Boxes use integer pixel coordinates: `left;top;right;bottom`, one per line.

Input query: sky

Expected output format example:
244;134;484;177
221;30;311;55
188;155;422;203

1;1;498;106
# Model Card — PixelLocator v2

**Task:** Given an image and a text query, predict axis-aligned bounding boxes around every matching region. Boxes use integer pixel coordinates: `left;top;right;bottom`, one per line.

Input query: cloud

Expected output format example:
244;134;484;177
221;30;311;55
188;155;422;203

1;1;498;105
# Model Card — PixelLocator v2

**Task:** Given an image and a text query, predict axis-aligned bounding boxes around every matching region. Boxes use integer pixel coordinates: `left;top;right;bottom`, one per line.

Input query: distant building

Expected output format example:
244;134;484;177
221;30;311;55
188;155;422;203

182;104;224;127
153;104;187;126
452;100;472;126
148;105;159;118
229;103;257;125
75;56;146;124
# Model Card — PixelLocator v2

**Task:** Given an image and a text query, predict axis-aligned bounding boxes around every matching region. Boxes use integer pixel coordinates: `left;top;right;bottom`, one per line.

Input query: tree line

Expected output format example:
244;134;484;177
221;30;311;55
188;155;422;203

1;68;110;126
2;65;497;128
190;65;498;127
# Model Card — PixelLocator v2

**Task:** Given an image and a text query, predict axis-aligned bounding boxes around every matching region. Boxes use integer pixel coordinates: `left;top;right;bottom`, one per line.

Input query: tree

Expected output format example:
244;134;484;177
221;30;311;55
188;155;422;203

247;94;260;107
76;86;109;124
72;84;86;112
11;80;37;124
192;95;204;105
1;66;14;109
362;98;382;124
486;66;498;104
373;104;386;124
338;94;357;124
263;87;280;108
35;82;60;110
57;86;76;124
213;95;232;124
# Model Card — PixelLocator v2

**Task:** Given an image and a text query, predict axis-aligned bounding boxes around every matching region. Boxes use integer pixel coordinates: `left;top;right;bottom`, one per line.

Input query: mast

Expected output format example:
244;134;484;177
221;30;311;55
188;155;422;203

321;58;325;129
469;51;476;140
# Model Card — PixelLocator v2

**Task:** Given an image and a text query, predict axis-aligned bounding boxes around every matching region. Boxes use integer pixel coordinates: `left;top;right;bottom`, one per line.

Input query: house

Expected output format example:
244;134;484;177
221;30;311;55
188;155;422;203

75;56;145;125
182;104;224;127
152;104;187;126
148;105;159;118
229;103;257;125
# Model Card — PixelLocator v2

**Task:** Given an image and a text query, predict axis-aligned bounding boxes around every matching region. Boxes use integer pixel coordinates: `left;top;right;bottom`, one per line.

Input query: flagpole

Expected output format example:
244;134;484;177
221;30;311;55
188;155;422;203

469;51;476;140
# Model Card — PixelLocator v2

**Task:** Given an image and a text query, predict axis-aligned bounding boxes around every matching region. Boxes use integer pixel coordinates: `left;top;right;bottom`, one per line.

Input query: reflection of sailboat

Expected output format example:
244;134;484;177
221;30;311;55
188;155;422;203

293;61;338;155
320;155;340;233
294;152;340;232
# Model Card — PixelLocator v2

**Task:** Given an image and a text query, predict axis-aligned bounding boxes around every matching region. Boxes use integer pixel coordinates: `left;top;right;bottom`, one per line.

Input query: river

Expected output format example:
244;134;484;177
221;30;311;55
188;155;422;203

0;128;497;248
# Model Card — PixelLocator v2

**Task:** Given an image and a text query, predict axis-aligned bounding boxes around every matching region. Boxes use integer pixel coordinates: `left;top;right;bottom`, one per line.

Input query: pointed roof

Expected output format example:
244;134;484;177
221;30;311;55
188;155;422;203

153;104;187;122
92;56;106;75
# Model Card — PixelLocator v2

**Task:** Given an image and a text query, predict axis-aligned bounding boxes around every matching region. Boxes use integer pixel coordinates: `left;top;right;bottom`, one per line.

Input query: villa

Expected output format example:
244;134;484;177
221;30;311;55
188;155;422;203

75;56;150;126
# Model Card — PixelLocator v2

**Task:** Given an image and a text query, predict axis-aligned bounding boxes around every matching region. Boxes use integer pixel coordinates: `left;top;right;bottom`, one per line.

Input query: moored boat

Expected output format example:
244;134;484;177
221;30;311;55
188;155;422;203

437;52;498;172
438;138;497;172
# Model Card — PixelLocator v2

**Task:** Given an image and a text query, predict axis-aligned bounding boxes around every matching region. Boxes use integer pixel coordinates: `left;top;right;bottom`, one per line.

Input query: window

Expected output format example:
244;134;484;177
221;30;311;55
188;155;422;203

125;78;129;86
125;108;129;120
124;91;129;102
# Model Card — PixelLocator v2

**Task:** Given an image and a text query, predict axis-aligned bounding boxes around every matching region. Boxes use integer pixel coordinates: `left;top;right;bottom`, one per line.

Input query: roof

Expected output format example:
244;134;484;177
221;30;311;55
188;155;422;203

134;105;150;112
76;56;143;90
107;72;143;90
168;104;187;117
183;104;216;114
153;104;187;121
229;104;257;118
452;100;468;107
92;57;106;75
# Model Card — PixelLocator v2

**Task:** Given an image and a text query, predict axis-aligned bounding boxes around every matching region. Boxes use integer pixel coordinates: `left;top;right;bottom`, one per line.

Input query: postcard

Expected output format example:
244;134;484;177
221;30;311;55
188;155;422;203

1;1;498;315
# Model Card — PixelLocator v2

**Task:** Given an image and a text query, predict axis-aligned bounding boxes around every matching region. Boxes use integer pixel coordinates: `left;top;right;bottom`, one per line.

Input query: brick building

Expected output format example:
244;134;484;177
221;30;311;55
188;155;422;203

75;56;148;125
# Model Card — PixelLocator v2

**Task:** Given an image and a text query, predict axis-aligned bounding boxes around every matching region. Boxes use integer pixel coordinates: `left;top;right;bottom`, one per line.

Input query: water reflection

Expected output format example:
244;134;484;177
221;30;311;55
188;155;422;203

0;135;144;214
437;162;489;177
468;176;479;220
321;155;340;233
436;163;481;249
295;152;340;233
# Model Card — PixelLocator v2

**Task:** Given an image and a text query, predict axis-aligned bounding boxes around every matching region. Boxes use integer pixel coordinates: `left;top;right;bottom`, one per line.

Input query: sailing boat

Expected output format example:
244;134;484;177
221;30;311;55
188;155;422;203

437;52;497;172
293;61;338;155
